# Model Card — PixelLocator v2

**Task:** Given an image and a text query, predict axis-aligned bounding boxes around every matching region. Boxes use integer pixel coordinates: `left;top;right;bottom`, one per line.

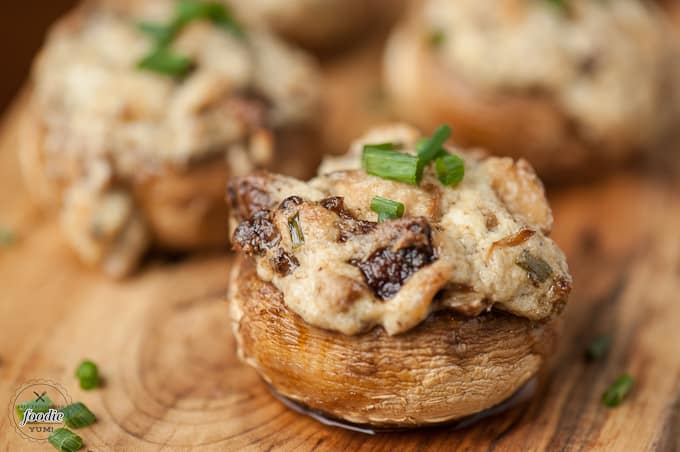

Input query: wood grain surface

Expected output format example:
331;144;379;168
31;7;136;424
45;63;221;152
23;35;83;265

1;33;680;452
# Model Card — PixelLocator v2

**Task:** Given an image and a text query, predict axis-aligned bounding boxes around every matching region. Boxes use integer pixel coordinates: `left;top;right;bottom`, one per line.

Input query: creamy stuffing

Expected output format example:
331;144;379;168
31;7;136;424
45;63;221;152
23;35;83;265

420;0;674;155
230;125;571;335
29;0;321;276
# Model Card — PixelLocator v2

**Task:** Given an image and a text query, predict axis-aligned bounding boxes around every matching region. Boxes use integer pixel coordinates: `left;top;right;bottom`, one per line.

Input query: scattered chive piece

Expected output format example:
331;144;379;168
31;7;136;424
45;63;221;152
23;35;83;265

137;48;194;78
75;360;100;390
586;335;612;361
602;374;634;407
16;395;52;422
48;428;83;452
0;226;15;246
545;0;570;14
416;125;452;165
370;196;404;222
516;250;552;284
288;213;305;248
364;143;395;152
362;146;422;185
208;4;245;38
435;152;465;186
61;403;96;429
136;22;177;47
428;29;446;48
136;0;244;77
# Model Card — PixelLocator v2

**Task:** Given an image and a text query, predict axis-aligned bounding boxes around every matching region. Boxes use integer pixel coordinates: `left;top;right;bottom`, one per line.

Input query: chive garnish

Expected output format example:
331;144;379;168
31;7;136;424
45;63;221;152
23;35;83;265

428;29;445;48
362;146;422;185
585;335;612;361
364;143;396;152
137;48;194;78
137;22;177;47
288;213;304;248
61;403;96;429
75;360;100;390
360;125;465;188
417;125;452;165
435;152;465;186
48;428;83;452
0;226;15;246
137;0;244;77
370;196;404;222
516;250;552;284
546;0;568;10
602;374;634;407
16;395;52;422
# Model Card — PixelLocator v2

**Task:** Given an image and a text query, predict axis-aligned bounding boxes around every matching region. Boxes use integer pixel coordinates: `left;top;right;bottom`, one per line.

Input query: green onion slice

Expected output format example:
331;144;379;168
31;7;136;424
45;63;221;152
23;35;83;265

585;335;612;361
136;22;177;47
61;403;97;429
602;374;634;407
362;146;422;185
0;226;15;246
435;152;465;186
137;48;194;78
48;428;83;452
176;0;244;37
428;29;445;48
370;196;404;222
288;213;304;248
16;395;52;422
75;360;100;390
416;125;452;164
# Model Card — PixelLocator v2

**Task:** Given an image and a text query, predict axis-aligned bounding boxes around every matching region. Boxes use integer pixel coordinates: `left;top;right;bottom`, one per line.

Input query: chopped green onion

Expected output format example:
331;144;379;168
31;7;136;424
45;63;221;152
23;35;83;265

428;29;446;48
75;360;100;390
435;152;465;186
48;428;83;452
137;48;194;78
364;143;396;152
370;196;404;222
546;0;568;10
0;226;15;247
288;213;304;248
136;22;177;47
585;335;612;361
362;146;422;185
416;125;452;165
602;374;634;407
136;0;245;78
61;403;96;429
176;0;244;37
516;250;552;284
16;395;52;422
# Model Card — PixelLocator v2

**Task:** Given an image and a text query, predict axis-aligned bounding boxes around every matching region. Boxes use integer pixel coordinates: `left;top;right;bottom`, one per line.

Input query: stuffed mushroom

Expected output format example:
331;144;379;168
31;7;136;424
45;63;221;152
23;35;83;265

19;0;322;277
228;124;571;428
384;0;677;179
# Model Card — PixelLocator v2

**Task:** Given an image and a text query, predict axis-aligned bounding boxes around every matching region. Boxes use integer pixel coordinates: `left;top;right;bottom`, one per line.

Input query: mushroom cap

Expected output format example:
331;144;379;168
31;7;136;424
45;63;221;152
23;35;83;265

230;257;563;428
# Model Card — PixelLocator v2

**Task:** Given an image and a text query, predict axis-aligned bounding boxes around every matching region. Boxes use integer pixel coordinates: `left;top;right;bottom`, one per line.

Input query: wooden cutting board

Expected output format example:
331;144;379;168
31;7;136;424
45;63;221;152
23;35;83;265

1;33;679;452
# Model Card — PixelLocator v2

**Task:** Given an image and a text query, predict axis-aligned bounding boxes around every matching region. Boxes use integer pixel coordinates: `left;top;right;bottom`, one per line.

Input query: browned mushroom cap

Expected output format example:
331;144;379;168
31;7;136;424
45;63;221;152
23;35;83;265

230;257;562;428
